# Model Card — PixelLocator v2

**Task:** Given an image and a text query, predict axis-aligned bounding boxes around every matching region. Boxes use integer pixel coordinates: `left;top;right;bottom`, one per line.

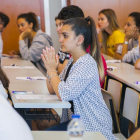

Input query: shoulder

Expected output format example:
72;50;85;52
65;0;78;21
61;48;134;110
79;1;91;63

75;54;98;72
112;30;125;36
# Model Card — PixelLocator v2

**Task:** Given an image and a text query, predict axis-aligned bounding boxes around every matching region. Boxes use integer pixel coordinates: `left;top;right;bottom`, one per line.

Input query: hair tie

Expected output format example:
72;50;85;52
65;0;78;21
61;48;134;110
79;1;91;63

85;16;90;22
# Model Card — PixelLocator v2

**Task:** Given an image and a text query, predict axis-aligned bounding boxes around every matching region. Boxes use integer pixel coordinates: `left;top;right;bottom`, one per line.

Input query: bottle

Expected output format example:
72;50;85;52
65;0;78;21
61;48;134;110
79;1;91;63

67;115;85;140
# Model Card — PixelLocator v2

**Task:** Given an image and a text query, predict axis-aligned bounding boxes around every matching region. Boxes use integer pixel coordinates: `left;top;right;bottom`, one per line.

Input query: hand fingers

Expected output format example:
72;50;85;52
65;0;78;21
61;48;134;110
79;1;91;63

41;54;46;64
56;54;59;66
43;49;48;61
51;46;55;60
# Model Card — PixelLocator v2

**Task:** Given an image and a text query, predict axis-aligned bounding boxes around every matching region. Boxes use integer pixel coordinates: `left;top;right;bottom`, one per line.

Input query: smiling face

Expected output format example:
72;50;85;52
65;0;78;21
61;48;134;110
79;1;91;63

17;18;32;33
98;13;110;30
59;24;78;53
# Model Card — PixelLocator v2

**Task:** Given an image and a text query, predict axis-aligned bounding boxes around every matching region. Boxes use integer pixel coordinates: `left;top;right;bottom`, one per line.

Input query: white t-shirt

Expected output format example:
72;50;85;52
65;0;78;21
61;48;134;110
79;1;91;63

0;94;33;140
0;33;3;58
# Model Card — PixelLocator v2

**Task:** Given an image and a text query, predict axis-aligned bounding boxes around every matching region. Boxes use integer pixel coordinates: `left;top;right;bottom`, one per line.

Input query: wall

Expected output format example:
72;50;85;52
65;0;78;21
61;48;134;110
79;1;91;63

0;0;43;54
70;0;140;28
44;0;67;53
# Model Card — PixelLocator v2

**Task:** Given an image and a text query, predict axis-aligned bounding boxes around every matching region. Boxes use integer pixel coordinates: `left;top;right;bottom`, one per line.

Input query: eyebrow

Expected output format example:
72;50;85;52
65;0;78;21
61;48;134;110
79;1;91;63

61;32;68;35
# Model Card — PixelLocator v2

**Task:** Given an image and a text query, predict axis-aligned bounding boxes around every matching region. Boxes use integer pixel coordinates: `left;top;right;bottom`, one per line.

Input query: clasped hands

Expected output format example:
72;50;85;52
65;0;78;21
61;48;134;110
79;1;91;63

41;46;59;72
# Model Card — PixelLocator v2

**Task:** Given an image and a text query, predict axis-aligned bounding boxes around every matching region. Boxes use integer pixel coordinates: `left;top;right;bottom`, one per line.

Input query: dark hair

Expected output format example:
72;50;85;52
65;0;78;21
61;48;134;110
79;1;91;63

17;12;39;31
0;67;9;89
57;5;84;20
55;16;58;21
129;12;140;29
63;16;104;80
0;12;10;27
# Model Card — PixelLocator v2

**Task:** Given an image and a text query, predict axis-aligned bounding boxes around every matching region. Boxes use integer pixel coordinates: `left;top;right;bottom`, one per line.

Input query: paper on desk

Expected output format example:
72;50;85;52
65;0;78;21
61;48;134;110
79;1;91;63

106;60;121;63
107;66;117;70
16;77;46;80
4;66;35;69
15;95;58;100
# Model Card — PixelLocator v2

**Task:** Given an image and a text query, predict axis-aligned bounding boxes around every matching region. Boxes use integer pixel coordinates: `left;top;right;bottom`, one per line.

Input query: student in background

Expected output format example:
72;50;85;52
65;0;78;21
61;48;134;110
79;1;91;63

55;5;107;88
97;9;125;58
134;35;140;69
41;16;115;140
0;12;9;58
0;94;33;140
16;12;53;75
115;12;140;65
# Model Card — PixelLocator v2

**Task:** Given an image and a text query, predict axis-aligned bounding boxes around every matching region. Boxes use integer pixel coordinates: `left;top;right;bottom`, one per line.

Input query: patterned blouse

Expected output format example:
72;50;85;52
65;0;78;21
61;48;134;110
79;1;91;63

59;54;116;140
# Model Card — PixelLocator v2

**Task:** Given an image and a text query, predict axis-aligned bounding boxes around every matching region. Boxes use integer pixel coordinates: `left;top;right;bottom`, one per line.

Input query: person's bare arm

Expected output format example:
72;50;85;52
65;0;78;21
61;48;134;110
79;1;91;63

57;59;68;74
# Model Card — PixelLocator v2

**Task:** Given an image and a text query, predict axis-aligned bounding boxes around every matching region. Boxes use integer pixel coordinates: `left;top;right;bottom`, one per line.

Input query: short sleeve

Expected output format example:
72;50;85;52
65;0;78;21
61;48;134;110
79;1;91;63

113;30;125;45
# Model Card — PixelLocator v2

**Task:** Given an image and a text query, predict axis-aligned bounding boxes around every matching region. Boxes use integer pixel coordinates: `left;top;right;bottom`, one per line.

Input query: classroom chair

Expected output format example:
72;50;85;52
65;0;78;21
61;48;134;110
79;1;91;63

107;79;123;113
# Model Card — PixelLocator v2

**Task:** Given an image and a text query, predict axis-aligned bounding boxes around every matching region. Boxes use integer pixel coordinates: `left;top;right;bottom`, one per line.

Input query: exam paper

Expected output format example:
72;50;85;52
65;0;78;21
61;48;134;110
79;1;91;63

4;66;35;69
106;60;121;63
16;77;46;80
15;95;58;100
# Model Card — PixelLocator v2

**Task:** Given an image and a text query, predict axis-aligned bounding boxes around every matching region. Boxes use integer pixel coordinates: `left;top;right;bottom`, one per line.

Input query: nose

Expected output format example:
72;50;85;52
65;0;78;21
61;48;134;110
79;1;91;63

18;25;22;31
59;35;63;43
124;24;127;30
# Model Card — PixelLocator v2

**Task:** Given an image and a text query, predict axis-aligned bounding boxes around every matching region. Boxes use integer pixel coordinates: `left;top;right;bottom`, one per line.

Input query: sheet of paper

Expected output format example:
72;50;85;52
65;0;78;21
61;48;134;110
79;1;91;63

106;60;121;63
16;77;46;80
15;95;58;100
4;66;35;69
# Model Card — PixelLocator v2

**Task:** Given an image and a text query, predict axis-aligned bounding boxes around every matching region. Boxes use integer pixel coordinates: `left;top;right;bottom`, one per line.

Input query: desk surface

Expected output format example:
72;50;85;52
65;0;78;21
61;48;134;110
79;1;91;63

102;54;114;60
107;62;140;92
1;58;71;109
31;131;107;140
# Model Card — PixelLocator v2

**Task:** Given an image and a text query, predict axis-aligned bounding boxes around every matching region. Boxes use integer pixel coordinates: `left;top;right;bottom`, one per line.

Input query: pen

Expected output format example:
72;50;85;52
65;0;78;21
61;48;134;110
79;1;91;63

12;91;34;94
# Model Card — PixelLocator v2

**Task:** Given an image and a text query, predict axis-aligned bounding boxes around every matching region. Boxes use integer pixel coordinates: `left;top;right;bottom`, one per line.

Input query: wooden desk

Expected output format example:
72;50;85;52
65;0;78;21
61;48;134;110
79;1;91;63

107;62;140;92
31;131;126;140
31;131;108;140
1;58;71;109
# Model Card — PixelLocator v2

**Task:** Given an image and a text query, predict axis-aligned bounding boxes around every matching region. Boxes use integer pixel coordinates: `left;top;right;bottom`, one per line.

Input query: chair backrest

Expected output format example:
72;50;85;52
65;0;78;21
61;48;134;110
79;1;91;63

107;79;122;113
101;88;120;133
123;87;140;127
103;75;107;89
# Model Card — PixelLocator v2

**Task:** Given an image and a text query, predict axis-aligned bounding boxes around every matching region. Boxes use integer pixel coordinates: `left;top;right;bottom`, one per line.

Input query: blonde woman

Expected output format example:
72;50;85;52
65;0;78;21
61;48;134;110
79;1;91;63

97;9;125;58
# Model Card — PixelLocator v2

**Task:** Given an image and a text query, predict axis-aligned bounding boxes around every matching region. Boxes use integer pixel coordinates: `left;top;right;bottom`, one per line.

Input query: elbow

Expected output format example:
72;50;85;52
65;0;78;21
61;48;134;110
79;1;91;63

134;59;140;70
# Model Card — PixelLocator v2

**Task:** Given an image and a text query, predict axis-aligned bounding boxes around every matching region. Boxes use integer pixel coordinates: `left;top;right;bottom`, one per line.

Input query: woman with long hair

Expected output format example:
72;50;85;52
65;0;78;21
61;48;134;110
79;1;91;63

41;16;115;140
97;9;125;58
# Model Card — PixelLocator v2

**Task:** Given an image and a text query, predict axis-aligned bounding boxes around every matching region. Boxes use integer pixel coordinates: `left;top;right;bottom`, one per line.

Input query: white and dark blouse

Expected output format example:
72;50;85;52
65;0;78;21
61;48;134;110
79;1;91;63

59;54;116;140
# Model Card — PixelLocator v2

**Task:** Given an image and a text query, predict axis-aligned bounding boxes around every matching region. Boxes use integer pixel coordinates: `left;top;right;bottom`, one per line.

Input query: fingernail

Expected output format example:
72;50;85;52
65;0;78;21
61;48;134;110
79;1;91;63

48;48;50;51
43;49;46;53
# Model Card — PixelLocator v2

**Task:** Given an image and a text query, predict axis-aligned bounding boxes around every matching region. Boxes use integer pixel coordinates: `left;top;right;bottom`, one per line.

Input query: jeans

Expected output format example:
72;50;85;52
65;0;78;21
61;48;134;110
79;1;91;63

46;120;70;131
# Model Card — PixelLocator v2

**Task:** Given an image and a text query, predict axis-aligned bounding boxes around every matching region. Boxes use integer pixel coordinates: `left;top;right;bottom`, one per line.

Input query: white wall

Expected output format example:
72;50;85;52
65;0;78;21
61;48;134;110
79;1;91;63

44;0;67;53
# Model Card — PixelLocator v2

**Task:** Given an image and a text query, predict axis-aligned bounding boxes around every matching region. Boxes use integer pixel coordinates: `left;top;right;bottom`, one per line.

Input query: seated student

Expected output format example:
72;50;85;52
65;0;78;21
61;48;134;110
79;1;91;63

0;12;9;58
134;36;140;69
97;9;125;58
55;5;107;88
41;17;116;140
15;12;53;75
0;94;33;140
115;12;140;65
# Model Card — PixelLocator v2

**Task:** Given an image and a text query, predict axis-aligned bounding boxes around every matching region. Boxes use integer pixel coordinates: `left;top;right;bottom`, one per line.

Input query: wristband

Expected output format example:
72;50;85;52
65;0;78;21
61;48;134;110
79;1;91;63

47;74;58;83
124;41;128;45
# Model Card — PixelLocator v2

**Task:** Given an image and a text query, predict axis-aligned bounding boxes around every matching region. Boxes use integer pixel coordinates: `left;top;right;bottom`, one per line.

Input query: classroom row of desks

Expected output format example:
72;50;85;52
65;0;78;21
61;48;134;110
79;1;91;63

103;54;140;92
1;56;127;140
1;58;71;109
